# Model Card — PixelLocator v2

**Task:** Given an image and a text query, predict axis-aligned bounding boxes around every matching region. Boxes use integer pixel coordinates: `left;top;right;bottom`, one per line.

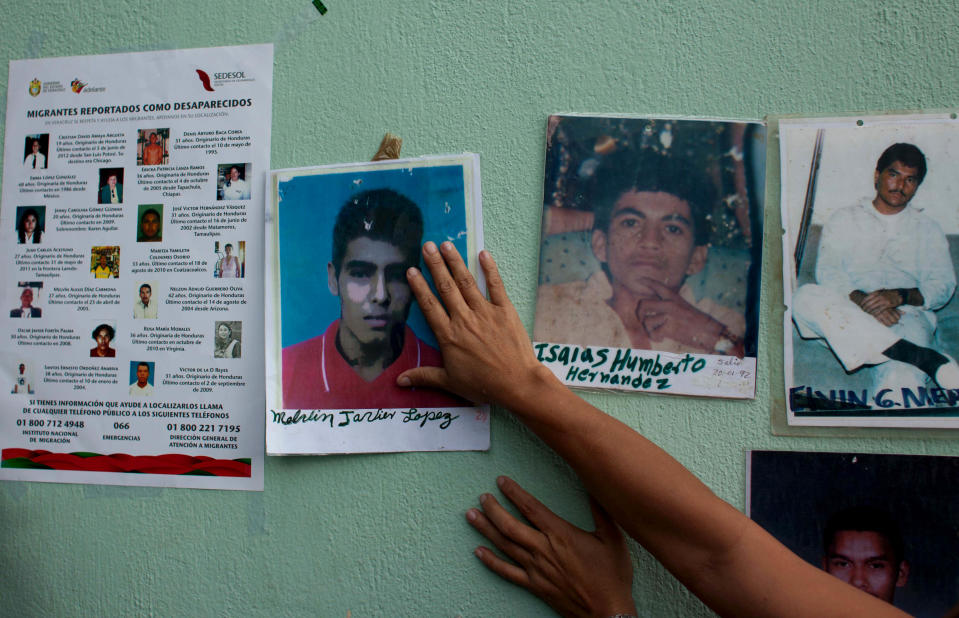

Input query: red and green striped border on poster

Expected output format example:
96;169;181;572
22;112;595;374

1;449;251;477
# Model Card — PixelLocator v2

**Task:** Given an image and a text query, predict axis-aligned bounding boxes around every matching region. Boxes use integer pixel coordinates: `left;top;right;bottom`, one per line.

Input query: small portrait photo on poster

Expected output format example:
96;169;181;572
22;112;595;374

217;163;251;200
11;361;34;394
23;134;49;170
214;240;244;278
91;246;119;279
15;205;45;244
214;321;242;358
274;158;480;411
748;450;959;617
137;128;169;166
133;281;158;319
136;204;163;242
97;168;124;204
781;115;959;426
532;116;765;398
10;281;42;318
89;322;117;358
128;361;155;397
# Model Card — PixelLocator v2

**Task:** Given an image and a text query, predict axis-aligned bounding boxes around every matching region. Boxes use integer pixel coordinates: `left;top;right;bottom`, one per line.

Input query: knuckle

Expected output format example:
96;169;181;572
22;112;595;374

436;278;456;294
455;272;476;291
418;293;439;312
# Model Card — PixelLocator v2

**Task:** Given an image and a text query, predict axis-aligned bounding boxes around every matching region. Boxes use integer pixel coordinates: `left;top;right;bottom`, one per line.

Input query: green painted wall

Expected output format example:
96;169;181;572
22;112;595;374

1;1;957;615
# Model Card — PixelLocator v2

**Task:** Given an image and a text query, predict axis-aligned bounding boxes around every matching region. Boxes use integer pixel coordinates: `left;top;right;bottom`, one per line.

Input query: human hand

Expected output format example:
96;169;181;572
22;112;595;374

634;278;725;352
397;242;548;407
467;476;636;618
850;289;902;325
872;307;902;326
859;289;903;314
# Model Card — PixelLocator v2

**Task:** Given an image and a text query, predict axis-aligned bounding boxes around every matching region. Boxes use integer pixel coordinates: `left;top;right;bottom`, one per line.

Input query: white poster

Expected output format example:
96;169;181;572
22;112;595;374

265;155;490;455
0;44;272;489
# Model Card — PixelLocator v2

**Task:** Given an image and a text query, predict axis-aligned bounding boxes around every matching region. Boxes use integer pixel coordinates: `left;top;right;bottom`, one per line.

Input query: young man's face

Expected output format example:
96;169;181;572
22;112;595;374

823;530;908;603
592;190;707;297
230;167;240;182
99;255;107;267
874;160;920;213
31;140;40;153
328;237;413;349
149;133;158;144
141;212;160;239
20;289;33;307
139;286;151;306
136;364;150;385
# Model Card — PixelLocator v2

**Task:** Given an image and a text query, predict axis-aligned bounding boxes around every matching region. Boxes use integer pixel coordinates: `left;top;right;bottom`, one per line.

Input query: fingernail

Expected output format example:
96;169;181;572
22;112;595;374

474;547;484;558
396;375;411;387
496;476;506;488
406;267;419;279
441;241;454;252
479;493;490;505
466;509;478;522
424;242;438;255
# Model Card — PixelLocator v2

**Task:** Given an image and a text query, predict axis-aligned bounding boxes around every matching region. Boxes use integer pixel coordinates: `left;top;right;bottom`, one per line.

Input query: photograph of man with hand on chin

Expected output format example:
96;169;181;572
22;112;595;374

532;116;764;398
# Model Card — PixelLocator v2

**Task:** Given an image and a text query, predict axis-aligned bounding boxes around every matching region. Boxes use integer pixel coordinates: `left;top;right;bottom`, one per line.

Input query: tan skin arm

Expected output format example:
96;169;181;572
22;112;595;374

398;241;907;618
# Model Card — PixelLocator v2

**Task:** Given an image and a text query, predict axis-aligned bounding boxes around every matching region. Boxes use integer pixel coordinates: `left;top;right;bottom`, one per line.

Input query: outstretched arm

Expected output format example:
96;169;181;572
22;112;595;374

399;241;907;618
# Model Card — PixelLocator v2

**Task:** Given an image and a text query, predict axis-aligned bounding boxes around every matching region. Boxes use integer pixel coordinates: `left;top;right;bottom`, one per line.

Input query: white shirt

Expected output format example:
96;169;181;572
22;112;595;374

133;298;158;319
24;152;45;169
19;230;44;244
816;198;956;311
222;178;250;200
129;382;154;396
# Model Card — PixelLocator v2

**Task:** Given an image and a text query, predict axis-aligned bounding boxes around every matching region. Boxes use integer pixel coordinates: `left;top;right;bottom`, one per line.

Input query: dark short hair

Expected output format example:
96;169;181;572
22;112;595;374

92;323;115;341
224;243;233;249
139;283;152;293
876;143;927;185
141;208;160;221
137;362;150;372
592;151;714;246
331;189;424;276
149;132;157;138
823;506;905;564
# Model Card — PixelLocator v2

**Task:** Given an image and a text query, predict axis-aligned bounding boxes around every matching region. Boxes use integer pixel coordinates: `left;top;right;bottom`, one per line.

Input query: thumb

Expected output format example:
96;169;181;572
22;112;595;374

397;366;450;391
588;495;622;540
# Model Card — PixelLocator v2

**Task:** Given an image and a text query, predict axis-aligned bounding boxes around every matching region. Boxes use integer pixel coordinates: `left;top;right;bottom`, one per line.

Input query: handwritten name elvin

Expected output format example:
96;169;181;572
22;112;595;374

270;408;460;430
790;385;959;411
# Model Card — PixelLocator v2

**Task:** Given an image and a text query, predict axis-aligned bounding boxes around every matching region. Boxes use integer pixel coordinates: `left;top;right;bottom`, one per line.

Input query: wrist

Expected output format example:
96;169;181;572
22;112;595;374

499;362;562;411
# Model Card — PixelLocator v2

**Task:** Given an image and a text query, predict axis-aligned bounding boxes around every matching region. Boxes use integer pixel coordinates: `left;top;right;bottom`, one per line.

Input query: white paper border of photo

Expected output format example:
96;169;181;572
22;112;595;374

264;154;489;455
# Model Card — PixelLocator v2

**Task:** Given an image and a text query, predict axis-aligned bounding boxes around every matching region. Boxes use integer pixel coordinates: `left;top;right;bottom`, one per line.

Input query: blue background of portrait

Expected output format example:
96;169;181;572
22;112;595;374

277;163;469;348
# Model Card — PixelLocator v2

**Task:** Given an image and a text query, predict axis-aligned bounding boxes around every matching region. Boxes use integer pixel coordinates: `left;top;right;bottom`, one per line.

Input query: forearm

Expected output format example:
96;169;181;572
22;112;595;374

507;372;745;581
504;369;907;617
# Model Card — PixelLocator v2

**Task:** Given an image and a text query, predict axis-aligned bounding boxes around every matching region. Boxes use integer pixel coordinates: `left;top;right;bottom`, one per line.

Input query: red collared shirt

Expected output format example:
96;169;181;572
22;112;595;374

282;320;465;409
